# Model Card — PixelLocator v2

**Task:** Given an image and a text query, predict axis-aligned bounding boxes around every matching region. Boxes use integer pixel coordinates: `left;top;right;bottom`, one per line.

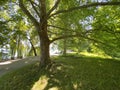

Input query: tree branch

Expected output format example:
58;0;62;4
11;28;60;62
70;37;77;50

47;30;59;35
47;0;60;17
50;33;97;43
48;24;69;31
48;24;93;34
50;34;79;43
27;35;37;56
31;0;40;9
50;33;112;48
48;24;112;47
29;0;41;18
49;2;120;18
19;0;39;27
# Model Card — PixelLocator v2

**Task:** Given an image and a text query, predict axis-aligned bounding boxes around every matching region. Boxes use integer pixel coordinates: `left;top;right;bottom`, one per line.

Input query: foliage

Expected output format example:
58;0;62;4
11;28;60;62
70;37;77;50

0;1;40;58
0;21;10;45
91;6;120;57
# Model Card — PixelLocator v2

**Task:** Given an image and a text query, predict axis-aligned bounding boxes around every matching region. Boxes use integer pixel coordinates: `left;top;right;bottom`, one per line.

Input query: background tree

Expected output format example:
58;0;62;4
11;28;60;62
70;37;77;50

0;1;35;59
91;6;120;58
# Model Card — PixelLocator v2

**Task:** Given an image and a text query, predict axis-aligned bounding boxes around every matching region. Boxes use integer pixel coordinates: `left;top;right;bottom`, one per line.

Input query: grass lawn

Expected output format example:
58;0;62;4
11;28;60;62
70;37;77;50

0;55;120;90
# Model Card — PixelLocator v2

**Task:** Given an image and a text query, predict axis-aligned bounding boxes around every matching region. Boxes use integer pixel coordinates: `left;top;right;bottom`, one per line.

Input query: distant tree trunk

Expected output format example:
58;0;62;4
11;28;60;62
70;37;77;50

17;35;22;59
63;38;67;56
28;38;37;56
11;47;15;60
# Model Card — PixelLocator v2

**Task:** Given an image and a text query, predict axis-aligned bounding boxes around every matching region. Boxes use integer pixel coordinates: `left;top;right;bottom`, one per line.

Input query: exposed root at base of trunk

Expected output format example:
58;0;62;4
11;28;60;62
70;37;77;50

39;61;64;72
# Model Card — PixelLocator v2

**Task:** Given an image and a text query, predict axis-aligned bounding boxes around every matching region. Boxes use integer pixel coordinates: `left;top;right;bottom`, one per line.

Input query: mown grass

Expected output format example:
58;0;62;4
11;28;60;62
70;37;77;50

0;55;120;90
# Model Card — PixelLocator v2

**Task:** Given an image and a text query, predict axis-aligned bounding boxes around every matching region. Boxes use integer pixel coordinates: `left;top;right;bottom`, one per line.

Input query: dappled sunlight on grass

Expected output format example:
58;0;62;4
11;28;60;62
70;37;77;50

73;82;83;90
56;66;62;70
80;51;112;58
32;75;49;90
37;56;119;89
73;83;78;89
30;61;76;90
48;87;59;90
0;55;120;90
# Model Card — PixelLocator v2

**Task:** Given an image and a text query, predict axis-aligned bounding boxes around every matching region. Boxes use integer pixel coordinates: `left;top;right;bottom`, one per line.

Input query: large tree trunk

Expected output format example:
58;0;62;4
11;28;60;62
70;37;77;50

38;24;51;67
36;25;51;68
39;0;51;67
40;36;51;67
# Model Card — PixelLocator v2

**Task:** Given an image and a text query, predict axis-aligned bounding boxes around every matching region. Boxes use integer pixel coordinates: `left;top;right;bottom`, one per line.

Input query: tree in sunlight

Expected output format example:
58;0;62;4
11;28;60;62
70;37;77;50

1;0;120;67
18;0;120;67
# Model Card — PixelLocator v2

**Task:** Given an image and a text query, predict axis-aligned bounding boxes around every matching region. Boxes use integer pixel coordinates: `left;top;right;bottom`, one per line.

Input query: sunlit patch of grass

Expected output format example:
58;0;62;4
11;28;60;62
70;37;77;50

32;75;49;90
0;55;120;90
48;87;59;90
80;51;112;58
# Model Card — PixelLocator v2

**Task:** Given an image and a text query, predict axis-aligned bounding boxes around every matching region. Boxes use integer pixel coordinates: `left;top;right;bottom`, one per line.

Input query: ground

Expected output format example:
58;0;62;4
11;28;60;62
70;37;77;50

0;55;120;90
0;56;39;77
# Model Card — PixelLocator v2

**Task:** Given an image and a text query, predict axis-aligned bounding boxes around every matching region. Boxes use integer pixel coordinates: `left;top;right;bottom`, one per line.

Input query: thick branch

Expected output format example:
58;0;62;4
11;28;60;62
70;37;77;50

19;0;39;27
31;0;40;9
39;0;47;21
48;25;111;47
48;24;93;34
48;24;68;31
29;0;41;18
47;0;60;17
48;30;59;35
50;31;90;43
50;33;95;43
49;2;120;18
50;33;112;48
50;34;79;43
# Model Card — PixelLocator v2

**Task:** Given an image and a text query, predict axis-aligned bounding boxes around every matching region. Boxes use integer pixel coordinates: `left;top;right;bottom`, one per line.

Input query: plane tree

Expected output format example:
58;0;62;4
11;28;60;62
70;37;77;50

1;0;120;67
17;0;120;67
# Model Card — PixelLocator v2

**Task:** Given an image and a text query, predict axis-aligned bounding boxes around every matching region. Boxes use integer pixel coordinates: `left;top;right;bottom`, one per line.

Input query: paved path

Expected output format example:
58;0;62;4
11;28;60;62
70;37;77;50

0;56;40;77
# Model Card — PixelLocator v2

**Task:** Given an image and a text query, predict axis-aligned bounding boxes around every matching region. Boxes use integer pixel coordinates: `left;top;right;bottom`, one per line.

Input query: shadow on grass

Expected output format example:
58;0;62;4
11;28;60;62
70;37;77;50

0;55;120;90
31;55;120;90
33;63;75;90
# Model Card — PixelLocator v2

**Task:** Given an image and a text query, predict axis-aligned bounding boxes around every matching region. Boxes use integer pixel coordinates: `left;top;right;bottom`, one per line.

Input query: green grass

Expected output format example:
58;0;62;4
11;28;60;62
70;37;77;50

0;55;120;90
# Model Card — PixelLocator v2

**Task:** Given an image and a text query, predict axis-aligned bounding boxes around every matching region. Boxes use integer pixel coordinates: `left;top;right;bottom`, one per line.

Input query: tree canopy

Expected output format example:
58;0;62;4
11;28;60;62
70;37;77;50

0;0;120;67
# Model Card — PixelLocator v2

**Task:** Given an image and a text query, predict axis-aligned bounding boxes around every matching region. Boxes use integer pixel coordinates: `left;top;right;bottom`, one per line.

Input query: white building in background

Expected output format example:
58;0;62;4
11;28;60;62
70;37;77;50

0;45;11;60
50;43;60;55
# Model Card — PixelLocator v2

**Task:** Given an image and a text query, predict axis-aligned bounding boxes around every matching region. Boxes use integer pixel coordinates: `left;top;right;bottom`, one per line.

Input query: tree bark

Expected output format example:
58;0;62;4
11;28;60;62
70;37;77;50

38;0;51;67
37;25;51;67
28;38;37;56
17;34;21;58
40;36;51;67
63;38;67;56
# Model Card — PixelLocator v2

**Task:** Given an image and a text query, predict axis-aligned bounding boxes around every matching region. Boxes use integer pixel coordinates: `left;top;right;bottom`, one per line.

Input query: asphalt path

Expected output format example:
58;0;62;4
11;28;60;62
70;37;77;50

0;56;40;77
